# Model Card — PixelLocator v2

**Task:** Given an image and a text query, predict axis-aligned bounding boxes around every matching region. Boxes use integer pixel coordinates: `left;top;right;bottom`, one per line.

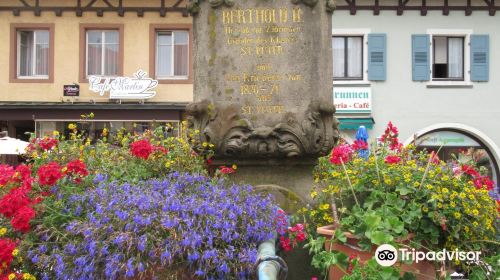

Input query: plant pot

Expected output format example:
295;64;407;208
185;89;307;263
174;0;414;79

317;225;437;280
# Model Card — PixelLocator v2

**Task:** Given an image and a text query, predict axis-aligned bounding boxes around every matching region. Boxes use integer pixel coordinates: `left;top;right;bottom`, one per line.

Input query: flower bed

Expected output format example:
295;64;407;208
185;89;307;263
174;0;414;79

0;122;282;280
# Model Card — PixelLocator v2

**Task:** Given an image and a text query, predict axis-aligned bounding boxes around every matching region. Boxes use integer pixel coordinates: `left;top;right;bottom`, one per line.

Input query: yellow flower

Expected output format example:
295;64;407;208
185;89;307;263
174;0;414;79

165;162;171;168
22;273;36;280
437;202;443;208
231;164;237;170
319;204;329;210
454;212;461;219
459;192;466;199
68;123;77;130
209;143;215;148
0;228;7;236
422;206;429;212
52;130;60;136
441;175;449;181
202;142;208;148
8;274;16;280
413;182;420;187
472;221;479;227
472;209;479;216
450;201;456;207
310;191;317;198
464;226;470;232
425;184;433;190
12;249;19;256
441;188;449;194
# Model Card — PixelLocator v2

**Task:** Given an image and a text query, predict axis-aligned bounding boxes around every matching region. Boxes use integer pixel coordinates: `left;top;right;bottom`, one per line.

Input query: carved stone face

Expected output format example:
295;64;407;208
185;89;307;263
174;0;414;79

277;132;302;157
221;129;249;157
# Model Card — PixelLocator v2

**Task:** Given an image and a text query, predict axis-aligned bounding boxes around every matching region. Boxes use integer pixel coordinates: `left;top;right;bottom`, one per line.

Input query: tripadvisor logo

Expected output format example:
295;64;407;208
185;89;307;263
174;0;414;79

375;244;482;267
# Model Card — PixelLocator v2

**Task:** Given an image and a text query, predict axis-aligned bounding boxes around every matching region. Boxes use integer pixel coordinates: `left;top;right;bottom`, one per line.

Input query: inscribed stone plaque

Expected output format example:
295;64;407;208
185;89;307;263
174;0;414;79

187;0;338;159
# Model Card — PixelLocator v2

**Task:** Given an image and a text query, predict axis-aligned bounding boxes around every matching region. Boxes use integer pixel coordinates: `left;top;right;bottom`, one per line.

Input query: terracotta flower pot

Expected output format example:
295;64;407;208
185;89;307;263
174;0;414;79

317;225;437;280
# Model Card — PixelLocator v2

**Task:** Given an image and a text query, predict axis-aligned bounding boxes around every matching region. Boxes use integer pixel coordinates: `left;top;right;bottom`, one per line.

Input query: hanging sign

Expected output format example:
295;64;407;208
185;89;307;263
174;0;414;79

63;85;80;96
333;87;372;113
88;70;158;99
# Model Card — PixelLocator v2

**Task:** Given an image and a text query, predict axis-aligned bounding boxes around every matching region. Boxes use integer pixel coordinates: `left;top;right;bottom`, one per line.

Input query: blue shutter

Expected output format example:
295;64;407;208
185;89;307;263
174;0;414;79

368;33;387;81
412;34;430;81
470;35;489;82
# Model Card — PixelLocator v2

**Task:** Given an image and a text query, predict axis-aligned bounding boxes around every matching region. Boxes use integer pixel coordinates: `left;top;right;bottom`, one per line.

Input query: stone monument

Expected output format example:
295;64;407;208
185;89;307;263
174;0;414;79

187;1;338;277
187;0;339;200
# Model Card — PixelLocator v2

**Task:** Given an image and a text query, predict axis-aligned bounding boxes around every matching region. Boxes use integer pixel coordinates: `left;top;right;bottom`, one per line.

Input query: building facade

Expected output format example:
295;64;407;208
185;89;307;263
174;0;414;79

0;0;192;142
332;0;500;183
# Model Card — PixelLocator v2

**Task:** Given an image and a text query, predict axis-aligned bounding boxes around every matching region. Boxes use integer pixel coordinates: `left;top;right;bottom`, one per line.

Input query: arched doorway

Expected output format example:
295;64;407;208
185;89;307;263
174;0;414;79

404;123;500;187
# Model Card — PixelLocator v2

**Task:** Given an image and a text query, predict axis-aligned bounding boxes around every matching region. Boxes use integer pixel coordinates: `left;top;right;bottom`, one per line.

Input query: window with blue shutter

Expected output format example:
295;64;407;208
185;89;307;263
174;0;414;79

470;35;489;82
412;34;430;81
368;33;386;81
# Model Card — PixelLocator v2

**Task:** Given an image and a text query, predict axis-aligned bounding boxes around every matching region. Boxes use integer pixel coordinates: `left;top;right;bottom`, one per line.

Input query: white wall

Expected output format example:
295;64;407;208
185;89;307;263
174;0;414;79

332;10;500;150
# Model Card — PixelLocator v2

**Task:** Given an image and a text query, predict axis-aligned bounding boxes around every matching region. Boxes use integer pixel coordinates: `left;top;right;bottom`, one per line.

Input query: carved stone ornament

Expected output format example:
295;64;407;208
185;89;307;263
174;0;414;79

188;0;336;14
187;101;339;159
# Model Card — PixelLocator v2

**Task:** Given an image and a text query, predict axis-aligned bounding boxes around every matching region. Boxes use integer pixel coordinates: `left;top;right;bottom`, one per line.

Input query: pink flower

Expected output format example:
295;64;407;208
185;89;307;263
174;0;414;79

329;144;353;165
296;232;306;242
352;140;368;151
219;166;235;174
430;151;440;165
384;155;401;164
279;236;292;252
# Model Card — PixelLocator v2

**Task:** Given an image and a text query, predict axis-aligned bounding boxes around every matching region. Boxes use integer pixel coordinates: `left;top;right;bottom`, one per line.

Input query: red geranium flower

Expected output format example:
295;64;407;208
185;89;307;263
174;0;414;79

0;187;31;218
219;166;236;174
329;144;353;165
0;238;17;268
130;139;154;160
65;159;89;183
0;164;15;186
154;145;168;155
384;155;401;164
38;137;58;151
462;164;480;178
37;162;63;186
11;205;35;233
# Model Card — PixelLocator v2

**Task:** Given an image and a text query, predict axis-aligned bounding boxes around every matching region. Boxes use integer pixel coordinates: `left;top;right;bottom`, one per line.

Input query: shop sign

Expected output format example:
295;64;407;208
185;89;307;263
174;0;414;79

63;85;80;96
417;131;480;147
333;87;372;113
88;70;158;99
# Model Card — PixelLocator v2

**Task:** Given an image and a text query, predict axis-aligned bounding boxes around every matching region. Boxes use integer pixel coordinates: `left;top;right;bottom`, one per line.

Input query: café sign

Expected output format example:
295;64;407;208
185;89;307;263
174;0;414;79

333;87;372;113
417;131;480;147
89;70;158;99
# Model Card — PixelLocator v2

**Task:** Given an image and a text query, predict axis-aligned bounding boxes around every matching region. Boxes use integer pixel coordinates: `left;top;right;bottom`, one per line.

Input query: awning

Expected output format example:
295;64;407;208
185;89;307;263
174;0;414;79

338;118;375;130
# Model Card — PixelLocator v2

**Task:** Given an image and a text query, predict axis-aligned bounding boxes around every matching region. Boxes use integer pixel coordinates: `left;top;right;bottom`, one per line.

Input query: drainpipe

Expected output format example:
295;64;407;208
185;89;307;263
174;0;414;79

255;233;288;280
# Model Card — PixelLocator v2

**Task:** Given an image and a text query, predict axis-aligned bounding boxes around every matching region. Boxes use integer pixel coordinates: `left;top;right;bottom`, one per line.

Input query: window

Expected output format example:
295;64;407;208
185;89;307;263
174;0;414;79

17;30;49;78
432;36;464;80
156;31;189;79
333;36;363;80
86;30;119;76
79;24;123;82
10;24;54;83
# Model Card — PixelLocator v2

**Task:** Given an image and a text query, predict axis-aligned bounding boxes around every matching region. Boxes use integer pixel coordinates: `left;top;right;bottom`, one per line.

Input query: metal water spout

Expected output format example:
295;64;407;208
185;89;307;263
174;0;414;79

255;233;288;280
